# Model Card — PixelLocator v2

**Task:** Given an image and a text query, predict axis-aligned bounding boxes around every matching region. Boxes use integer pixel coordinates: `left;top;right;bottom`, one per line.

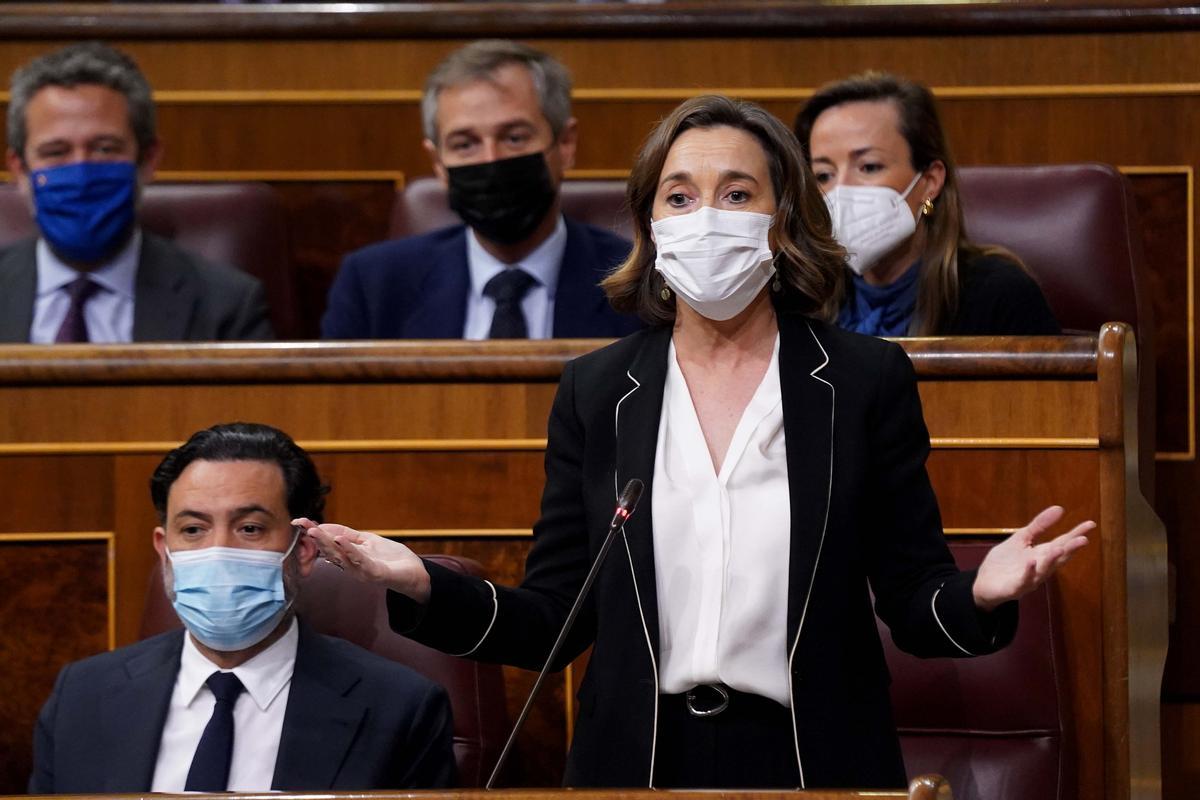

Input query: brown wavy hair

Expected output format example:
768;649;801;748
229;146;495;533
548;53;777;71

795;71;1021;336
601;94;845;325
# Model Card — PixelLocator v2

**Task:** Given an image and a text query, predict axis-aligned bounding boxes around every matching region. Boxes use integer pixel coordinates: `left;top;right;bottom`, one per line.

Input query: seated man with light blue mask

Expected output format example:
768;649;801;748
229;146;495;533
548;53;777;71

1;42;272;342
29;422;456;793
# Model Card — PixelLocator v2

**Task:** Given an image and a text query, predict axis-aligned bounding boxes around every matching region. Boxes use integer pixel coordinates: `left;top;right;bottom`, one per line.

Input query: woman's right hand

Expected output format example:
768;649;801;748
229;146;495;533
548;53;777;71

292;518;432;603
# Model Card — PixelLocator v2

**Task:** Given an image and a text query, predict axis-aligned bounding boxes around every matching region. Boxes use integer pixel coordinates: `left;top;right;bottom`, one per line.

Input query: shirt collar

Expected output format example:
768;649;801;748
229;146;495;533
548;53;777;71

177;616;299;712
35;228;142;300
466;214;567;299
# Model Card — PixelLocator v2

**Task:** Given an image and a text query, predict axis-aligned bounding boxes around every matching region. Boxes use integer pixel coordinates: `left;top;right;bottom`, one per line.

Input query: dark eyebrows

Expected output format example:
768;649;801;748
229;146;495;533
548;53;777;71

232;504;277;520
171;505;277;524
172;509;212;524
659;170;692;188
718;169;760;185
659;169;761;189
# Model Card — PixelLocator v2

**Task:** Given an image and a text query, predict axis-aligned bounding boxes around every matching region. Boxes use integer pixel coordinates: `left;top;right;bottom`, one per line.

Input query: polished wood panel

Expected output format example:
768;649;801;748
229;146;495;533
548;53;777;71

0;540;109;793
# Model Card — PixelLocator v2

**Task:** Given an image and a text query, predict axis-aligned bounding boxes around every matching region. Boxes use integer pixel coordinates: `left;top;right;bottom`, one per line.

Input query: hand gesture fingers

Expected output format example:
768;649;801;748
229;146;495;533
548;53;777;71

973;507;1093;610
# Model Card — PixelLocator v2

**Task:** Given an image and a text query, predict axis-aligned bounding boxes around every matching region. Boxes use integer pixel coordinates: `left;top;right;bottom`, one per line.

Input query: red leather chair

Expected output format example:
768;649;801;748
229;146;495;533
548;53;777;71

389;177;631;240
140;554;510;787
880;542;1072;800
958;163;1155;495
0;182;301;339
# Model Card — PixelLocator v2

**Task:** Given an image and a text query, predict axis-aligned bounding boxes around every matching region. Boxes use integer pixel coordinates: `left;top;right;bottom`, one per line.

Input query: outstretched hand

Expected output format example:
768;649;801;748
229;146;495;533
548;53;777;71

292;518;432;603
972;506;1093;611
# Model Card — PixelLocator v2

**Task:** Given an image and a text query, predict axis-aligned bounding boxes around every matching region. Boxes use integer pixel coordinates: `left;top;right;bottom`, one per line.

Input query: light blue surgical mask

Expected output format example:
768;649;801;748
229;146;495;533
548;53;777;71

166;531;300;652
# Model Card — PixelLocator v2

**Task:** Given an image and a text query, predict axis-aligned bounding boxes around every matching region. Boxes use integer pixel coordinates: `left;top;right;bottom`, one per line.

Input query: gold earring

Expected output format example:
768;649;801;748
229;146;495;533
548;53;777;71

921;198;935;217
660;286;671;301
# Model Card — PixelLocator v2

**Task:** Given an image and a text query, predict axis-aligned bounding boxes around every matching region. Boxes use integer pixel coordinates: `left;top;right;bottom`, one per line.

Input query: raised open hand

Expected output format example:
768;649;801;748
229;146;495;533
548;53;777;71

972;505;1094;611
292;518;432;603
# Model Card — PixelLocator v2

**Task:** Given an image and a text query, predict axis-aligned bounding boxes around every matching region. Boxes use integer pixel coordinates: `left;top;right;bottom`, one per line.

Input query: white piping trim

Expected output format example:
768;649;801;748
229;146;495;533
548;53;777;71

614;367;657;787
450;579;499;657
623;530;660;788
931;586;976;656
786;321;834;790
615;370;641;439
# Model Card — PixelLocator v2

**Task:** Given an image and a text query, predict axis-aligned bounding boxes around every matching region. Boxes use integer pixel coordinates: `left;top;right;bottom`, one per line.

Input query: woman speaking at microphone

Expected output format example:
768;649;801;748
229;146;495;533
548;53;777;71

298;95;1089;790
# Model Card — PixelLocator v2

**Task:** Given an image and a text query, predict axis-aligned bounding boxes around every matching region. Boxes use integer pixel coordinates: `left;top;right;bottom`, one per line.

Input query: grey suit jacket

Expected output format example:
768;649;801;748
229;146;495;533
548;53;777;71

29;622;457;792
0;232;273;342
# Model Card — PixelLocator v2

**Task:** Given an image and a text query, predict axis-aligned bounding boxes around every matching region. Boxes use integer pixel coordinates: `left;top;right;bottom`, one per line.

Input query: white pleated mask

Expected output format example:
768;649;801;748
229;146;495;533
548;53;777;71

824;172;923;275
651;206;775;322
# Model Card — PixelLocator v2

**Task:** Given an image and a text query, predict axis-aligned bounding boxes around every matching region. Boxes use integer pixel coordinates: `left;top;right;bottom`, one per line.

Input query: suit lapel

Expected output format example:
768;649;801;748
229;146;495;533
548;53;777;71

102;632;182;791
0;239;38;342
779;316;836;653
272;624;367;790
133;234;195;341
404;228;470;338
614;327;671;659
552;219;616;337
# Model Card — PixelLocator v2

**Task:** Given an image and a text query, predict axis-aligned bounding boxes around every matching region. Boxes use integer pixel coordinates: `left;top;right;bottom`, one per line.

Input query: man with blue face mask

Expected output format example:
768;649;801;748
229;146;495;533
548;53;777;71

0;42;272;343
28;423;456;793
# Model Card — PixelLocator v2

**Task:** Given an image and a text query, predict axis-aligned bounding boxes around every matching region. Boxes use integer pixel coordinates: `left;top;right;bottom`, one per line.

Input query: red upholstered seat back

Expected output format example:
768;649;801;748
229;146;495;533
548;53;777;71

140;554;510;787
389;177;631;240
958;163;1155;495
880;542;1072;800
0;182;300;338
958;164;1150;338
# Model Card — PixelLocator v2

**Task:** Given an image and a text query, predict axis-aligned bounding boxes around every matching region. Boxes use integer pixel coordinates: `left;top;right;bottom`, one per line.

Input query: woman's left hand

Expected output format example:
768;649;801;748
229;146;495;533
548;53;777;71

972;505;1094;611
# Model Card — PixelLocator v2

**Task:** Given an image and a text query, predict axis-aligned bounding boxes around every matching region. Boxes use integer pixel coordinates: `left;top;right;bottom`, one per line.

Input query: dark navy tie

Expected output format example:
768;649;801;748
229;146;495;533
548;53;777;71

54;276;100;343
184;671;246;791
483;268;537;339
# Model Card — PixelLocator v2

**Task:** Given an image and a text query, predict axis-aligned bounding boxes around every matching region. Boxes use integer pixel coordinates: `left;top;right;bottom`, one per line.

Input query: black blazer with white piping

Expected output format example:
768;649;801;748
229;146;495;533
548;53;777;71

392;312;1016;789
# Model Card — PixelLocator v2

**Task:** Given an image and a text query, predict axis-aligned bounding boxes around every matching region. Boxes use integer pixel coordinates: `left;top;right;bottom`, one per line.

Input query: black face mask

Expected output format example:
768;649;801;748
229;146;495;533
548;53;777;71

446;152;558;246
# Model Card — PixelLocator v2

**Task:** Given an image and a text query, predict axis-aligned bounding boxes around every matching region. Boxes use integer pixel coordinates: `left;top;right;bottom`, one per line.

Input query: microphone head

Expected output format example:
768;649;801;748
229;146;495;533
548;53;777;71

617;478;644;514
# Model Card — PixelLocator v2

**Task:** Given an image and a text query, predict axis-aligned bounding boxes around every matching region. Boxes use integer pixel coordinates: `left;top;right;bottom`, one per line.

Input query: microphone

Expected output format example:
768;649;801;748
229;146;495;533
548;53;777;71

486;478;645;789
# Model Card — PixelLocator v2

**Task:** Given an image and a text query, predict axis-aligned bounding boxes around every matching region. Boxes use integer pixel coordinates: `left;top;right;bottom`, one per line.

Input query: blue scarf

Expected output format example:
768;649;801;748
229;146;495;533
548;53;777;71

837;262;921;337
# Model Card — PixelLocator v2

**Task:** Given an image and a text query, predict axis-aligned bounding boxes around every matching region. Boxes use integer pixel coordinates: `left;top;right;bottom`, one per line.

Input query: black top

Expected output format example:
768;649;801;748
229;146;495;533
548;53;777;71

390;314;1015;789
940;251;1062;336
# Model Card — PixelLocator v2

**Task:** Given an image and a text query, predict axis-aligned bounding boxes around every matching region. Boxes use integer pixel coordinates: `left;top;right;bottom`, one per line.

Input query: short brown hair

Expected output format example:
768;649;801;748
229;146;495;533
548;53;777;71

602;95;845;326
421;40;572;143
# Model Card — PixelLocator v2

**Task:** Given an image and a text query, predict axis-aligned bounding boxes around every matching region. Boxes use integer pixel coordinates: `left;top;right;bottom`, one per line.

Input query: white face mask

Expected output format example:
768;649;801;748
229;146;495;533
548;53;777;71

651;206;775;322
824;172;923;275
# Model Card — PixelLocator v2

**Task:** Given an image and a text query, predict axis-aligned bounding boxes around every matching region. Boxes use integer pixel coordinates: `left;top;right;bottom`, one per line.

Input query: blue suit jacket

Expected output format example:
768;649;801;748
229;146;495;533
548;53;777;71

29;623;456;793
321;218;641;339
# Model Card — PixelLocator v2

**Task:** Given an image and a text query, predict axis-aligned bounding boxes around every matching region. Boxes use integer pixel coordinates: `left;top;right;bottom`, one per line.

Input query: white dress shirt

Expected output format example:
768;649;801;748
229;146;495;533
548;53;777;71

463;215;567;339
151;618;298;792
652;336;793;707
30;230;140;344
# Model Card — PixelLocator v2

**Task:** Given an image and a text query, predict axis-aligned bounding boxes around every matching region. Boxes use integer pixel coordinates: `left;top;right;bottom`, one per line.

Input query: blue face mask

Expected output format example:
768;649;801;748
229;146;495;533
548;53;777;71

166;531;300;652
31;161;137;264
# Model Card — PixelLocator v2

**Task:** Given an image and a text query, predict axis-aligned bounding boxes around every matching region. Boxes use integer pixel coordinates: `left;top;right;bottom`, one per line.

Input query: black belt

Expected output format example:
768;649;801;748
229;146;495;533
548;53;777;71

685;683;731;717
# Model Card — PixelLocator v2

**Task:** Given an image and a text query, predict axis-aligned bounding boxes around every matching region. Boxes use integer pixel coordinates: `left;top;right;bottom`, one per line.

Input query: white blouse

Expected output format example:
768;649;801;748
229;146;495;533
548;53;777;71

652;336;792;707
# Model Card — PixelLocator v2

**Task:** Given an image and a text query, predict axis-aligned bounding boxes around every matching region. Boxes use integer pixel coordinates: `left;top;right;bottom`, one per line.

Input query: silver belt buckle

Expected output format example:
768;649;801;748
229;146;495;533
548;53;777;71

686;684;730;717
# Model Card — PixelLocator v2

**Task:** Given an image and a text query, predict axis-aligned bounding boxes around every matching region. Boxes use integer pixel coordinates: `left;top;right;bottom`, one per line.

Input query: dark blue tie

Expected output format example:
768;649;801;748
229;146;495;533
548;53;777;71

184;671;245;791
483;268;537;338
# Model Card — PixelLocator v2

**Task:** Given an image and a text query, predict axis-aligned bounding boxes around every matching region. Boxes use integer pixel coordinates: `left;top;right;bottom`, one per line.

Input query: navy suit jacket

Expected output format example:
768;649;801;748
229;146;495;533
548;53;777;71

321;218;641;339
0;232;273;342
29;623;456;793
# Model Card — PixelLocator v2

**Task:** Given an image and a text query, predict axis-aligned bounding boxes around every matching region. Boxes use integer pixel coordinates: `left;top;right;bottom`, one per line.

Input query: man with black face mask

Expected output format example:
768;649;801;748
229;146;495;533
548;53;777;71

0;43;272;343
321;40;640;340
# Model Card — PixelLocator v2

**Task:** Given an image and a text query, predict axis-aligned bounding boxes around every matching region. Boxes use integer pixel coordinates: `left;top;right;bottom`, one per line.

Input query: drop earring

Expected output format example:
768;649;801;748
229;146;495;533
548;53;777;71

660;285;671;301
771;277;782;293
